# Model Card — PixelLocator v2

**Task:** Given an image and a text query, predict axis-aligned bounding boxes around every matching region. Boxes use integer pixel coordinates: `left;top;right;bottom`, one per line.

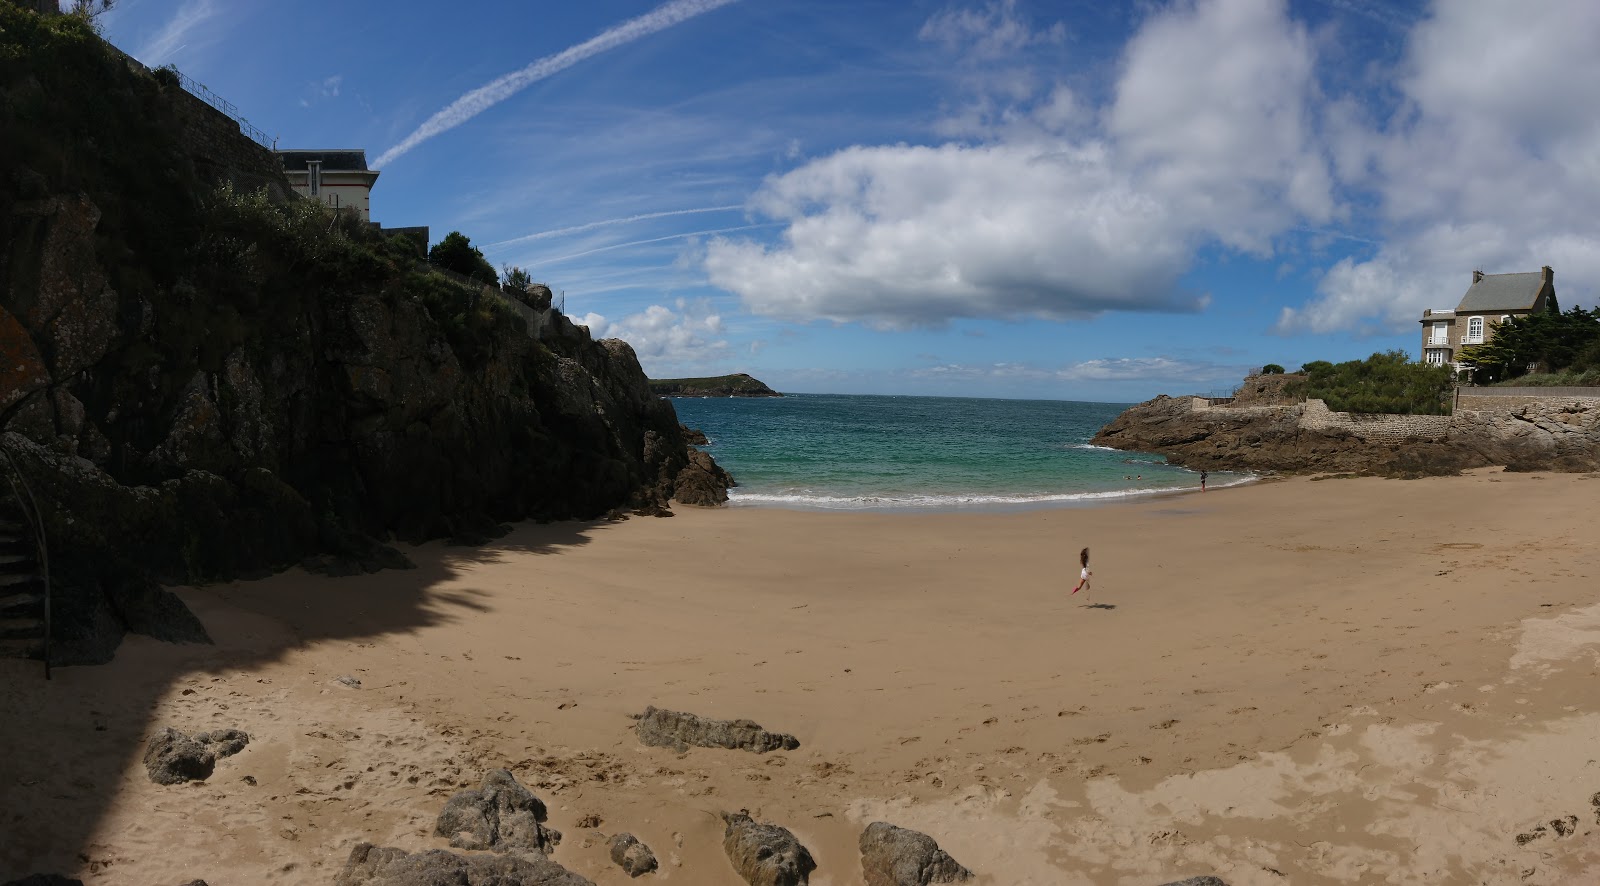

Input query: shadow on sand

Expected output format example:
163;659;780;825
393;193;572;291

0;517;609;881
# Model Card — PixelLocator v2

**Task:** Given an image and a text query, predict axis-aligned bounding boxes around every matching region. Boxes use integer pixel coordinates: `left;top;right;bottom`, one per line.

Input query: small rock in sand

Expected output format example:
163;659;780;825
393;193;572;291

634;706;799;754
608;833;658;878
1158;878;1231;886
336;675;362;689
575;813;603;828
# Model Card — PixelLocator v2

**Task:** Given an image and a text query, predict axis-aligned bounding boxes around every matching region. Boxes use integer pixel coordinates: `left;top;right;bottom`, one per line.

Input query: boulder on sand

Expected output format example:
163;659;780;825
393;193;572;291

333;842;592;886
859;821;972;885
435;769;560;854
721;810;816;886
607;833;658;878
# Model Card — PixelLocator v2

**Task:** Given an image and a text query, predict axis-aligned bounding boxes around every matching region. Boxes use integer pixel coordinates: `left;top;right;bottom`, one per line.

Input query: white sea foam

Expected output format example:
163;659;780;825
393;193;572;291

726;475;1256;511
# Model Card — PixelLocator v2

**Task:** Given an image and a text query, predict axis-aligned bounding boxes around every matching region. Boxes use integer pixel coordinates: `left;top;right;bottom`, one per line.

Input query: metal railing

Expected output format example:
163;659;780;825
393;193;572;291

0;445;50;680
172;68;274;148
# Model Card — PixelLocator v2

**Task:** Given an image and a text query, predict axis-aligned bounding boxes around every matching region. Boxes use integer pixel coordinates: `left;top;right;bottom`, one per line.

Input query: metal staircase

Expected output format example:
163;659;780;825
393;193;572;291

0;448;50;679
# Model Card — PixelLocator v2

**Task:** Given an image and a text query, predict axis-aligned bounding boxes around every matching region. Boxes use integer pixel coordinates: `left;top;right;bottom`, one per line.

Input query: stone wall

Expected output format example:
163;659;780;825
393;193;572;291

167;86;290;198
1299;399;1452;441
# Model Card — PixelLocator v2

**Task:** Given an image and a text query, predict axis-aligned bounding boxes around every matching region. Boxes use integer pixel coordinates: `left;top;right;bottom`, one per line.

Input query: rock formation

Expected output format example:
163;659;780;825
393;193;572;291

333;843;592;886
1091;394;1600;477
634;706;799;754
858;822;972;885
720;811;815;886
434;769;560;855
0;10;731;664
607;833;658;878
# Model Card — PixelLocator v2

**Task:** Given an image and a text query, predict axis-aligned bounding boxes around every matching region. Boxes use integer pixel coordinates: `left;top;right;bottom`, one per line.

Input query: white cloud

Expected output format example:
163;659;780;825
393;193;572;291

134;0;217;66
579;299;729;367
706;0;1331;329
919;0;1065;59
1280;0;1600;331
376;0;740;168
907;356;1241;384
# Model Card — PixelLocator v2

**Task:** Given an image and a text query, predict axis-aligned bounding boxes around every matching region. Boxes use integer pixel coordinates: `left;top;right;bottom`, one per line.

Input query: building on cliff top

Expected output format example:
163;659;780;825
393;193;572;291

276;149;378;221
1420;267;1555;371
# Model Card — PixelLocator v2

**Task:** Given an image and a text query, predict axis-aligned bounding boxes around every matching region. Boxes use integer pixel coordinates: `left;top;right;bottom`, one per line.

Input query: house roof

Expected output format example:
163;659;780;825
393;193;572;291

1456;272;1545;312
276;150;370;172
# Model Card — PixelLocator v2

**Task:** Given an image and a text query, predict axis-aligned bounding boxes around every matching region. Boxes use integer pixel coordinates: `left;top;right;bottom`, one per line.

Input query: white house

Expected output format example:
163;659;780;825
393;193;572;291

275;149;379;221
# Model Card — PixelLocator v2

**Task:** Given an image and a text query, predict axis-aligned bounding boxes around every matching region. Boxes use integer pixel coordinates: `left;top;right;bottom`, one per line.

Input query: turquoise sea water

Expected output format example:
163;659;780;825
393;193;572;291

670;393;1251;510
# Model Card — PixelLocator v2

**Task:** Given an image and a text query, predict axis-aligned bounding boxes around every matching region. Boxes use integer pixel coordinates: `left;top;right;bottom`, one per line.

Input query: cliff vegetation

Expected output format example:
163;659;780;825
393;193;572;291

0;6;729;663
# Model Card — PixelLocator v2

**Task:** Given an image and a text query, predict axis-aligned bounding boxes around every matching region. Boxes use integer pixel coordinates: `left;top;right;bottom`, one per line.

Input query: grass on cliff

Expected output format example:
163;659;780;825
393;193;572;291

1286;351;1455;415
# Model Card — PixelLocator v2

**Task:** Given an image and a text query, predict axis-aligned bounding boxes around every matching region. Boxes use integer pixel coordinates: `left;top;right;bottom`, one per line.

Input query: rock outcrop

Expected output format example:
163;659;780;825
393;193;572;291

0;9;731;664
607;833;658;878
333;843;592;886
858;822;972;885
634;706;799;754
1091;394;1600;477
435;769;560;855
720;811;815;886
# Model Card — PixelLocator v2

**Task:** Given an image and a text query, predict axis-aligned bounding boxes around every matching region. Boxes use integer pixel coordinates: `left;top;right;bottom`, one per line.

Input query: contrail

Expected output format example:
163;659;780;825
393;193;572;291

524;223;781;267
135;0;216;66
485;205;745;249
375;0;741;168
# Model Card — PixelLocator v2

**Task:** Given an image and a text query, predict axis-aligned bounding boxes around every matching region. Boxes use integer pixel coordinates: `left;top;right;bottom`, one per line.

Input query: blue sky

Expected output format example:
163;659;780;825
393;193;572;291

99;0;1600;401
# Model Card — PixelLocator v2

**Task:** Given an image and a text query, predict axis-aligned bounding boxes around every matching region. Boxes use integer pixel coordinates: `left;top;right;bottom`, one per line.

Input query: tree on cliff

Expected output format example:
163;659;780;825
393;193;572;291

428;231;497;285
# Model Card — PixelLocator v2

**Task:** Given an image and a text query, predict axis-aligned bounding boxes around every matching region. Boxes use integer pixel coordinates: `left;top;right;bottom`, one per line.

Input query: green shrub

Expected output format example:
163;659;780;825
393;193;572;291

1283;351;1454;415
1261;363;1285;374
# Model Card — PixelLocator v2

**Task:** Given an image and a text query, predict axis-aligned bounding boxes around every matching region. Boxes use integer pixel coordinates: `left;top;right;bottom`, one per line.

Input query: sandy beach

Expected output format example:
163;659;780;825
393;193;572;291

5;469;1600;885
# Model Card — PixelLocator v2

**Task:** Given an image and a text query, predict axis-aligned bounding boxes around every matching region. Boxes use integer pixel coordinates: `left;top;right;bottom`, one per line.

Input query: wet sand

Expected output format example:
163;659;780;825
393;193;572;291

4;469;1600;884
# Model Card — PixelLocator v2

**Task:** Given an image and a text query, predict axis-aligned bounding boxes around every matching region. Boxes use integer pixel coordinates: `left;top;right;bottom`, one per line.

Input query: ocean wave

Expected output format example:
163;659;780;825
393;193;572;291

1065;443;1120;451
726;475;1257;510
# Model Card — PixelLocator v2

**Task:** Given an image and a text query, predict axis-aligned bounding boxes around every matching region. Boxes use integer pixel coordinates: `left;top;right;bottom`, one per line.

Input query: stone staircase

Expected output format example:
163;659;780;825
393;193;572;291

0;454;50;678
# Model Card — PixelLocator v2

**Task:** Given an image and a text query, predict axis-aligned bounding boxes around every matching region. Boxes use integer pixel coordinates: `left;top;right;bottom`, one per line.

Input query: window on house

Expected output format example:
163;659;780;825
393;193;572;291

1467;316;1484;342
1500;315;1511;324
1430;321;1448;345
307;160;321;196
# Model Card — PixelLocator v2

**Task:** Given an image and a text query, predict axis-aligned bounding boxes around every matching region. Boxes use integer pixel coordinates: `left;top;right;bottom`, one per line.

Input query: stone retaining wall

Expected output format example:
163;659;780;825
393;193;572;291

1298;399;1451;441
1459;393;1600;413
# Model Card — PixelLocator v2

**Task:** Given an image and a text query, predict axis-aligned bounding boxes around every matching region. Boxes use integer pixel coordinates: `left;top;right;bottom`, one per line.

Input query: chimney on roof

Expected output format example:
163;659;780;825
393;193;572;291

1472;269;1484;284
1542;265;1553;285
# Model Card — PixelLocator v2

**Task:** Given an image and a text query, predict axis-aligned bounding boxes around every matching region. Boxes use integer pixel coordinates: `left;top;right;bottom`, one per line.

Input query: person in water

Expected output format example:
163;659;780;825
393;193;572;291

1071;547;1091;599
1200;470;1208;492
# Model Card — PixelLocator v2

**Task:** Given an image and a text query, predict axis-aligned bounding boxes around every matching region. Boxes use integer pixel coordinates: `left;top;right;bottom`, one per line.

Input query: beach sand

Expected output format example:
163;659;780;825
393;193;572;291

5;469;1600;885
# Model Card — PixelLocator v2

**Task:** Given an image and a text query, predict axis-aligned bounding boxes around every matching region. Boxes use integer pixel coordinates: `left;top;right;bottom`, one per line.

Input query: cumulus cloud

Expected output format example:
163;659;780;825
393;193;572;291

577;299;729;367
1278;0;1600;332
706;0;1334;329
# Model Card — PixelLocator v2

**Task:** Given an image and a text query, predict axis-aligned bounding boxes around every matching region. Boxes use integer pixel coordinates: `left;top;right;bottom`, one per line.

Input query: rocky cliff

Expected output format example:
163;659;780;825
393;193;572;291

0;9;730;663
1092;394;1600;477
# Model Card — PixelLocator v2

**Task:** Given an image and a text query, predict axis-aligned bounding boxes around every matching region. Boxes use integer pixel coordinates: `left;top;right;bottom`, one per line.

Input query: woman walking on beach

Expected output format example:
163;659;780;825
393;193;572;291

1200;470;1207;492
1071;547;1091;600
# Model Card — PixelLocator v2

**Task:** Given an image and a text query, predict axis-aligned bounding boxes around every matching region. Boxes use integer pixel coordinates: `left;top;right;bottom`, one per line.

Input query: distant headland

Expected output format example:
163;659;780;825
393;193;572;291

648;373;782;398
